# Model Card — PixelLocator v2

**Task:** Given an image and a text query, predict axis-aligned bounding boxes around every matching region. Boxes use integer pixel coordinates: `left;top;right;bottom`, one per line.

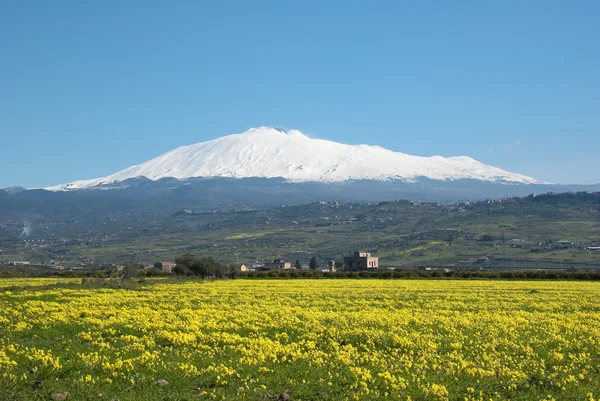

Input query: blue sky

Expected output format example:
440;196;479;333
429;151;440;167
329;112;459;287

1;0;598;188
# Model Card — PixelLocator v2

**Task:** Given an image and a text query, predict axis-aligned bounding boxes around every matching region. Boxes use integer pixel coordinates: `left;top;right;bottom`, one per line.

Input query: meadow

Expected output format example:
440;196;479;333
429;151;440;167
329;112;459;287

1;279;600;401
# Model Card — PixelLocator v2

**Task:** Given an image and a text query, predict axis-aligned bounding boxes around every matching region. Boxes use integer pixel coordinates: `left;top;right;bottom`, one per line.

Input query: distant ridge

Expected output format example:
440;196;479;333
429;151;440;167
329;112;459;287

47;126;545;191
2;186;27;195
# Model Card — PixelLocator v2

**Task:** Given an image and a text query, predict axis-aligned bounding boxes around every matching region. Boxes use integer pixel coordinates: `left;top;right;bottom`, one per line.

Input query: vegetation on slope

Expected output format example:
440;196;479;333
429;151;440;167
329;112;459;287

1;192;599;269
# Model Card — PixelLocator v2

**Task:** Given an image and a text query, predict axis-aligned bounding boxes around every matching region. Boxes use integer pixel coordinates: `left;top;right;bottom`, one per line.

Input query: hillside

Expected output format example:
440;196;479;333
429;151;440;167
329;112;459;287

1;192;599;269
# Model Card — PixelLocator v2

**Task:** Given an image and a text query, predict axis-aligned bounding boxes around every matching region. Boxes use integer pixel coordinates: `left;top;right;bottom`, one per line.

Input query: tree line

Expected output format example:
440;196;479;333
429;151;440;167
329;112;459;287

238;269;600;280
3;251;600;281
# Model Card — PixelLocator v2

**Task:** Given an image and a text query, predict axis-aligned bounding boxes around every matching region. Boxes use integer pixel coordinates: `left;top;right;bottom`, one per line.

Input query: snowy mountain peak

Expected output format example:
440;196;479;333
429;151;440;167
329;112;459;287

244;126;301;136
47;127;545;191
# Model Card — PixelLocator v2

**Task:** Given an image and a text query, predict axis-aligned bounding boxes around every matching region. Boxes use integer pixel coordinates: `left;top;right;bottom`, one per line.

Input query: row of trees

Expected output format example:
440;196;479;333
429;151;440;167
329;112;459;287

239;269;600;280
298;257;342;270
173;255;331;277
293;257;319;269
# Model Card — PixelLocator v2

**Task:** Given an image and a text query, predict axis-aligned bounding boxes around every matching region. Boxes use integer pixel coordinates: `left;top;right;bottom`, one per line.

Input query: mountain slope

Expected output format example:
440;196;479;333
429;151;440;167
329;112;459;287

2;186;27;195
48;127;544;190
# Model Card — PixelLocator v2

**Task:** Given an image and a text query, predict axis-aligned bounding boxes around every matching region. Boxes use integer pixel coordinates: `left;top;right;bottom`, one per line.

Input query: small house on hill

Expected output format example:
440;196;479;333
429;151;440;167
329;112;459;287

343;251;379;271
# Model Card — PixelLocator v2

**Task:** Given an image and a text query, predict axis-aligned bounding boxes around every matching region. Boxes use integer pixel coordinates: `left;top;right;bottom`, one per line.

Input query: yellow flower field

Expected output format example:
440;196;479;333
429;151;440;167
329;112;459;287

1;279;599;400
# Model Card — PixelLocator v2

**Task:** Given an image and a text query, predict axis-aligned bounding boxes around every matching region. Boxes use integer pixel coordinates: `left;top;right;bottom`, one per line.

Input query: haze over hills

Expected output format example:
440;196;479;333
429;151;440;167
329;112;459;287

47;127;544;191
1;187;27;195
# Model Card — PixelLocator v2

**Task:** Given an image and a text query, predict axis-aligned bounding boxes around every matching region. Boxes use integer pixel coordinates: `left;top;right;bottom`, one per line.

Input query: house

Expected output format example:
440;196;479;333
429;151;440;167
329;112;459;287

154;261;176;272
586;246;600;251
9;261;30;266
264;259;292;270
234;264;248;272
476;257;490;263
343;251;379;271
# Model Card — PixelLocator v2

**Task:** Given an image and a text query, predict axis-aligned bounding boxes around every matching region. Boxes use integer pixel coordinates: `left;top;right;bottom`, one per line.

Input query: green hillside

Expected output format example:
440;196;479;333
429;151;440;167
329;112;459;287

2;192;600;269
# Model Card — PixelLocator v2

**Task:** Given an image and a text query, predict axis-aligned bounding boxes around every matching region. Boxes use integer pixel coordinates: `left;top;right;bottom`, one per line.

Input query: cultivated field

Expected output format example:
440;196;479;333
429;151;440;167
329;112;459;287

1;279;599;400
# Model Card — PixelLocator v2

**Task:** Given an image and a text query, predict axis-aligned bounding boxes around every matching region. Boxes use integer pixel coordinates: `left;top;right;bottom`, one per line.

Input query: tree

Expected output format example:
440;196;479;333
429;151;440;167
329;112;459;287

309;256;318;270
174;253;227;279
175;254;197;270
479;234;495;242
173;264;192;276
116;261;138;285
295;260;302;269
446;231;458;247
105;265;119;278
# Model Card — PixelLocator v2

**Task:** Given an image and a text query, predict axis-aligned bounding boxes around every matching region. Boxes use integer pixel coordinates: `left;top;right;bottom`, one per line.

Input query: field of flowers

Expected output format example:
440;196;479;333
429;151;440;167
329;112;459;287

1;279;600;401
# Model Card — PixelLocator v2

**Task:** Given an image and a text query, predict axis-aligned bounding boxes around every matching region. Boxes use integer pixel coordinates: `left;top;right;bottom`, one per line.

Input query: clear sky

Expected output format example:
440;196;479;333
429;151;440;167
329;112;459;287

1;0;598;188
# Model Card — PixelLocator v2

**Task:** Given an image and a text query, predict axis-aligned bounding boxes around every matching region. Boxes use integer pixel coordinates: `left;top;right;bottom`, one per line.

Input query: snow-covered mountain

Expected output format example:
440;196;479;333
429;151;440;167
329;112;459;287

48;127;544;191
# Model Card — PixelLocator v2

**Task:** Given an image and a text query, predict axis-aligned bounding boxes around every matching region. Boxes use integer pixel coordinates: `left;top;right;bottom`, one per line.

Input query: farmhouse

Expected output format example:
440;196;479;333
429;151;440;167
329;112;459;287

9;261;31;266
264;259;292;270
234;264;248;272
154;261;176;272
343;251;379;271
